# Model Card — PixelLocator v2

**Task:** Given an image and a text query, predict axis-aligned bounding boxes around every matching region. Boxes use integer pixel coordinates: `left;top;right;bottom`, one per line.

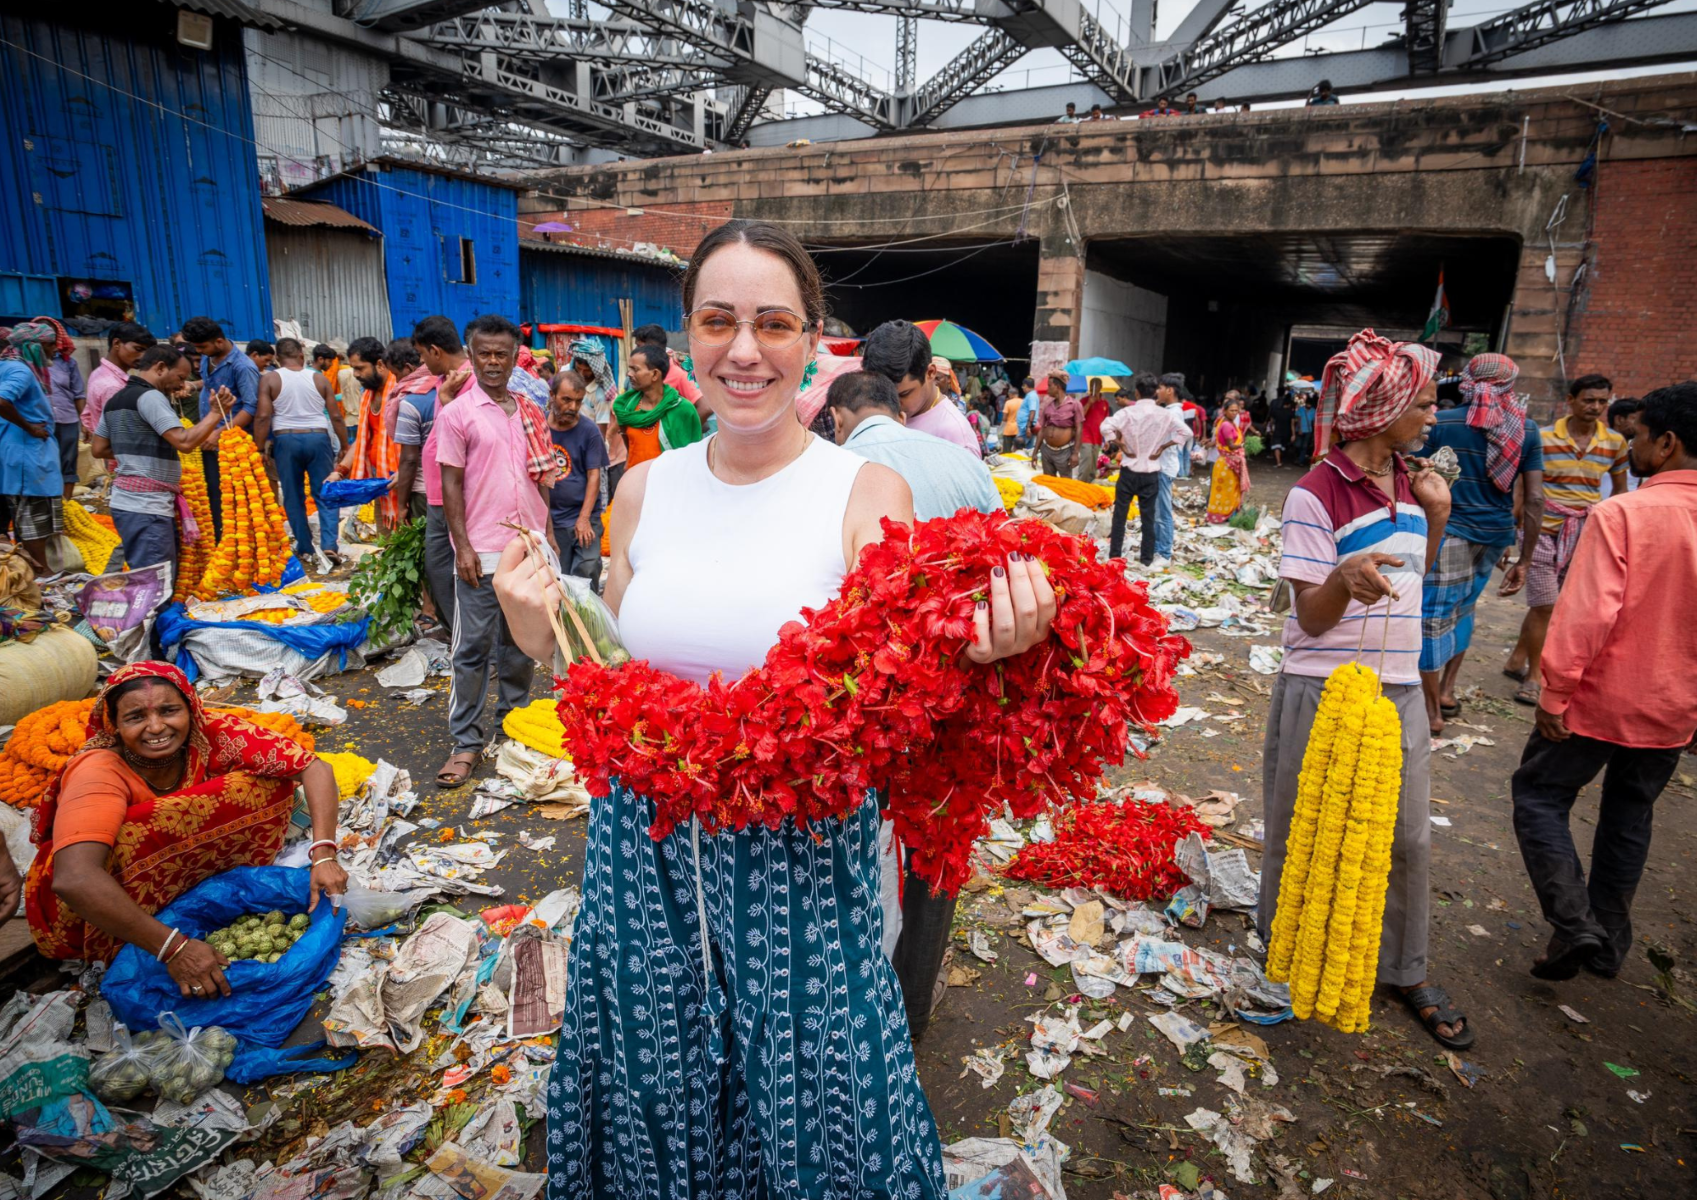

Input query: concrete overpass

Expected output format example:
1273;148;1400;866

523;73;1697;410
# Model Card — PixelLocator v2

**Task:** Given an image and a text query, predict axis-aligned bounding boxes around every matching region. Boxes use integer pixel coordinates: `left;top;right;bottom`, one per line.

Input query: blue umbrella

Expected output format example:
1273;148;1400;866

1067;356;1134;376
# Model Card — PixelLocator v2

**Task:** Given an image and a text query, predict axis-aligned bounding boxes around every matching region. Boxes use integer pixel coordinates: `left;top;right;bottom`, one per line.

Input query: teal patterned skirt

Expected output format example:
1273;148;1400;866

544;783;946;1199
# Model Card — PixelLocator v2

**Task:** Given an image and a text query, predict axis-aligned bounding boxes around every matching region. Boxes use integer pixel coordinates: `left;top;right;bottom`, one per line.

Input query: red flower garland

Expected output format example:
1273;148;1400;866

1004;799;1210;900
555;509;1189;894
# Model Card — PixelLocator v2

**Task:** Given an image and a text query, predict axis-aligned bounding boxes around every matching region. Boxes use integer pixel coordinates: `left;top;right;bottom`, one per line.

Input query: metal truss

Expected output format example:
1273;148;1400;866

1456;0;1675;66
896;15;918;93
1058;8;1142;101
907;27;1025;124
792;0;989;22
417;11;716;68
1404;0;1448;74
1143;0;1380;97
380;90;587;169
723;85;776;142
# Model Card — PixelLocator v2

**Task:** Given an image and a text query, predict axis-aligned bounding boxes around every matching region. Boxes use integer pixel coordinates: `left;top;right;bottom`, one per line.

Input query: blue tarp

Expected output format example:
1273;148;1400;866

156;602;371;683
319;477;394;507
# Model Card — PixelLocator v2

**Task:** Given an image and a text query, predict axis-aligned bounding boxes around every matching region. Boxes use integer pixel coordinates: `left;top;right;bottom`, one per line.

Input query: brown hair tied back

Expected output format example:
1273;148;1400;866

680;220;826;326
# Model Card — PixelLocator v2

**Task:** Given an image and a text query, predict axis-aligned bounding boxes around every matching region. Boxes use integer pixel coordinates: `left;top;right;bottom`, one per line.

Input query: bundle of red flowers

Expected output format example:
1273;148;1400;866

1004;799;1210;900
555;509;1190;893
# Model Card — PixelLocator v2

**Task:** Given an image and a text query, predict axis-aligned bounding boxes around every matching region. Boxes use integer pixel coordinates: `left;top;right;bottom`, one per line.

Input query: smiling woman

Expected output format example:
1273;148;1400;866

19;662;346;1000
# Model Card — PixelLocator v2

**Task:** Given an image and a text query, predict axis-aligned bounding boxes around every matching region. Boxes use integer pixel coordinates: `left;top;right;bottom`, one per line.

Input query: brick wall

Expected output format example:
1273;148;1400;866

520;199;732;259
1567;158;1697;399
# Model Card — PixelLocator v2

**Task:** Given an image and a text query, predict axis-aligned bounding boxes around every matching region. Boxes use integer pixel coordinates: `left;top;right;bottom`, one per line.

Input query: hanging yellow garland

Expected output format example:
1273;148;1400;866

1265;660;1402;1033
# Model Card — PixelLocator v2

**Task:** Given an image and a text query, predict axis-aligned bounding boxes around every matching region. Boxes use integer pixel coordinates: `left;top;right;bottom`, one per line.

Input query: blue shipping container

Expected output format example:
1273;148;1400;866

520;245;683;334
0;12;272;338
297;162;520;339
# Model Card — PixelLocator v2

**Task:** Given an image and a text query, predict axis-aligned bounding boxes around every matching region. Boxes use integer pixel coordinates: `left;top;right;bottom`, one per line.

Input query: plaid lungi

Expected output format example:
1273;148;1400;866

1419;532;1509;671
0;494;63;541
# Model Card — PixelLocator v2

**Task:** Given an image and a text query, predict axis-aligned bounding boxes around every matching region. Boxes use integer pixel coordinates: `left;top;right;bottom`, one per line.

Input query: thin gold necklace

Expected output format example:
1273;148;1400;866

707;429;811;483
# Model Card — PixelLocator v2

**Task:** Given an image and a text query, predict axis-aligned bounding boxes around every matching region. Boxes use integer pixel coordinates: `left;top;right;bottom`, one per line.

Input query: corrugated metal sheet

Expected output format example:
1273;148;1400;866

520;245;682;335
296;162;518;337
176;0;282;31
245;27;385;195
0;12;272;337
263;196;376;232
266;224;391;343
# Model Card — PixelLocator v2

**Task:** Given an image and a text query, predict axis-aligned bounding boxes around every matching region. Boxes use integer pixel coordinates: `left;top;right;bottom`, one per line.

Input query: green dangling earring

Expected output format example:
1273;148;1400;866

799;358;819;392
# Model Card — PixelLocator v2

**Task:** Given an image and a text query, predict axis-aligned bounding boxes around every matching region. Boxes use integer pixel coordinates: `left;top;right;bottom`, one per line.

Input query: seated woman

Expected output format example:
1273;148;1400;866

23;662;346;1001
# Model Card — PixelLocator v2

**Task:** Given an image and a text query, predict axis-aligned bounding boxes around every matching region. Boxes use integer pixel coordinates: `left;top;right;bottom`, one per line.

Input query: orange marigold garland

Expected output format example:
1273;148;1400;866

0;700;316;809
176;440;218;603
197;427;291;597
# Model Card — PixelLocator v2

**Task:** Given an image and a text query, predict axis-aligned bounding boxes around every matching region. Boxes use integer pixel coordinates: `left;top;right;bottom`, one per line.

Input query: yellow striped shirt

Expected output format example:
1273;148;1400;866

1540;417;1629;532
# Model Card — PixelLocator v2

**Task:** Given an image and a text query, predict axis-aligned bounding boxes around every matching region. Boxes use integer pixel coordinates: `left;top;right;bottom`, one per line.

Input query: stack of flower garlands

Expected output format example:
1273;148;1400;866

0;699;315;809
175;443;217;603
503;698;569;758
1005;797;1210;899
1264;662;1402;1032
556;510;1189;894
63;502;123;575
196;428;290;597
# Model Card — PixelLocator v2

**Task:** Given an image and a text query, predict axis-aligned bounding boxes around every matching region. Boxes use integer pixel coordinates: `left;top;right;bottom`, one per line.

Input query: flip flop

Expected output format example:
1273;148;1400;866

1514;680;1540;707
1400;984;1475;1051
1440;701;1462;719
1502;666;1529;683
435;750;478;788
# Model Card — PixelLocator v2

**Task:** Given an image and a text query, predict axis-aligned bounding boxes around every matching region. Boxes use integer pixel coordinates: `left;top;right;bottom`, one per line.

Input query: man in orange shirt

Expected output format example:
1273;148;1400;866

1511;381;1697;982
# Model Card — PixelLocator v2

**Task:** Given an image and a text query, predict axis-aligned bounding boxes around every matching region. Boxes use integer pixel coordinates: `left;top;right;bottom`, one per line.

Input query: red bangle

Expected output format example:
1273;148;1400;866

164;938;190;965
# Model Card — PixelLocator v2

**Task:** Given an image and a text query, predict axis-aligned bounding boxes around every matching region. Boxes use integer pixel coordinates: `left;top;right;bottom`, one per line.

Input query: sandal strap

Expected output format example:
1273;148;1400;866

1405;986;1465;1029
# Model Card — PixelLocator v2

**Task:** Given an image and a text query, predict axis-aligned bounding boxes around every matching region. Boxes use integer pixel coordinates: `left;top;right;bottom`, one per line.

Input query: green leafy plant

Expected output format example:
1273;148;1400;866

1227;504;1261;531
348;518;427;641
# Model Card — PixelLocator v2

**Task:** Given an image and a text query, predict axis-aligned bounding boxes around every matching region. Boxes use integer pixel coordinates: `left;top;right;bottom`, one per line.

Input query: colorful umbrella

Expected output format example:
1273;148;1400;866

1067;373;1121;393
1067;356;1133;376
913;320;1003;363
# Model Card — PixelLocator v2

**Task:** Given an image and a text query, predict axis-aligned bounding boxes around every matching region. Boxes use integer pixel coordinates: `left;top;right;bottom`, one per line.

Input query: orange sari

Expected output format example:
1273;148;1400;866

24;663;314;963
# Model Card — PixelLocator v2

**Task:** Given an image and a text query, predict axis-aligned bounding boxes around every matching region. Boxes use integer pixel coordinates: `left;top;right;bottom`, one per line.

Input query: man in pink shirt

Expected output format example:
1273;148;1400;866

861;321;983;458
81;322;157;444
435;314;556;789
1511;381;1697;982
1099;373;1191;564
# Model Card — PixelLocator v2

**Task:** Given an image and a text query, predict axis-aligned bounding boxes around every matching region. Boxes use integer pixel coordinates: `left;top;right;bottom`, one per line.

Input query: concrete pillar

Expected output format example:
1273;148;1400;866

1503;240;1589;422
1034;242;1087;359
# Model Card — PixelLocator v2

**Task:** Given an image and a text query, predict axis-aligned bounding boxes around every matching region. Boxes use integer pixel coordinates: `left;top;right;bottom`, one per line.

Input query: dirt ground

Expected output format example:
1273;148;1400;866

30;461;1691;1198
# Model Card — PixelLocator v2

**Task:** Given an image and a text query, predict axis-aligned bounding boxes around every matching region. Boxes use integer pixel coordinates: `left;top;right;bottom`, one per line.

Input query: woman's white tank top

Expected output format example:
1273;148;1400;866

618;435;866;686
271;366;328;432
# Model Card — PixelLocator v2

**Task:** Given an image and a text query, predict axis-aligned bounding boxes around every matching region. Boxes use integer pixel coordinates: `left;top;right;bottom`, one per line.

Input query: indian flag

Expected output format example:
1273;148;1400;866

1421;269;1449;342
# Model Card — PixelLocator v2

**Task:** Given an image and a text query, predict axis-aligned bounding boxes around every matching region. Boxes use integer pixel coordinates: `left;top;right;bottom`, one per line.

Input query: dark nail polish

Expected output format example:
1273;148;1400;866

976;601;988;611
993;566;1005;578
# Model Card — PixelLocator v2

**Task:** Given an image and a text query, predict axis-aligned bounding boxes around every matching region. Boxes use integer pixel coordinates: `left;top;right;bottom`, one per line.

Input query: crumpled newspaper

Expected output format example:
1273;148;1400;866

941;1136;1068;1200
1165;831;1260;928
324;913;481;1053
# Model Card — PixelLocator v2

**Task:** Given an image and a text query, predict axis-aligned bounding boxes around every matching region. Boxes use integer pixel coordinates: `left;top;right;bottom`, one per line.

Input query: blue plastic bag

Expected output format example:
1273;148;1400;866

103;867;348;1078
155;602;371;683
320;477;394;506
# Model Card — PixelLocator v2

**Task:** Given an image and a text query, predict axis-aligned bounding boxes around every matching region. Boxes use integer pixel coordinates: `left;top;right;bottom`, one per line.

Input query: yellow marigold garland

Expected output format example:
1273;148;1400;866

198;427;291;597
176;440;217;603
316;751;376;799
503;698;569;758
993;476;1024;512
63;502;123;575
1266;662;1403;1033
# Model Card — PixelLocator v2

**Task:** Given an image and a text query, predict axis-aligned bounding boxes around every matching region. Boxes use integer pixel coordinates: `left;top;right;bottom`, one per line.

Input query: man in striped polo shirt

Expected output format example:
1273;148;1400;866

1503;373;1627;705
1261;330;1474;1051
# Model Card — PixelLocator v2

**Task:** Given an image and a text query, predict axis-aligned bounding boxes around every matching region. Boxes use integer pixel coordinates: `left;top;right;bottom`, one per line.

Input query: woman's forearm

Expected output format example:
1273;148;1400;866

299;760;340;844
54;852;174;956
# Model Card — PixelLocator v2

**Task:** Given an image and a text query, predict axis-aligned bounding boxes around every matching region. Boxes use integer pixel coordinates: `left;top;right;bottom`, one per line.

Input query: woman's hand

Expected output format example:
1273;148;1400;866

308;857;348;914
0;854;22;925
167;938;231;999
494;535;567;664
966;554;1057;664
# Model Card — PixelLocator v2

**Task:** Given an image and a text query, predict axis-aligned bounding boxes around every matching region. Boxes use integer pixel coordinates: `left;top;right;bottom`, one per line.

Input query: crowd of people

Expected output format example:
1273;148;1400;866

0;215;1691;1198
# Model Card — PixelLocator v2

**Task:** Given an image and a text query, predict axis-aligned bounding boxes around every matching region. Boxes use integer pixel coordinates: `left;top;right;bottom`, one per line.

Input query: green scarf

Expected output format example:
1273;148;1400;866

612;384;702;451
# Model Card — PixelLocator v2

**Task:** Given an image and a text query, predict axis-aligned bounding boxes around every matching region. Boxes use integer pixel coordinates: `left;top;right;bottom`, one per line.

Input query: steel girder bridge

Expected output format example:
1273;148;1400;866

252;0;1697;164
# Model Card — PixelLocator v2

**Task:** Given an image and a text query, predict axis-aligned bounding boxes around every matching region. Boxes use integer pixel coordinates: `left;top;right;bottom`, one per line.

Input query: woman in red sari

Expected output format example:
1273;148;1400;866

23;663;347;1000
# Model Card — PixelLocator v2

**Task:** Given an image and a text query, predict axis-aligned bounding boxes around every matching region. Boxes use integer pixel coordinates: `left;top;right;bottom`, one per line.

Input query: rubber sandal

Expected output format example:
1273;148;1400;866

435;751;478;788
1514;680;1540;707
1400;984;1475;1051
1531;933;1603;981
1502;666;1529;683
1440;701;1462;719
